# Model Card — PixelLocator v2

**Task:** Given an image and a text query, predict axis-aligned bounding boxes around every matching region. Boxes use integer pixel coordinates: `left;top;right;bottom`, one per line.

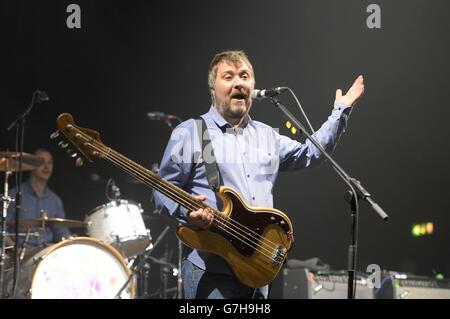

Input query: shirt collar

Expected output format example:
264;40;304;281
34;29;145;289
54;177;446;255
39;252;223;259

206;105;252;131
24;179;49;199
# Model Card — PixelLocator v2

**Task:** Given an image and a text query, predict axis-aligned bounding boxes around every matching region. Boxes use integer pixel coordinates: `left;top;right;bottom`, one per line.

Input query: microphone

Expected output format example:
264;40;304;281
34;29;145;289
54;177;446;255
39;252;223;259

35;90;50;103
147;111;177;121
251;87;288;101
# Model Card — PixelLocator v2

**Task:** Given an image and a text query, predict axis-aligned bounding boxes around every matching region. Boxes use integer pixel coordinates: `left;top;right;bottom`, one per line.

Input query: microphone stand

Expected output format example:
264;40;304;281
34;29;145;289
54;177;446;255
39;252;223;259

5;90;48;298
270;97;388;299
161;114;184;299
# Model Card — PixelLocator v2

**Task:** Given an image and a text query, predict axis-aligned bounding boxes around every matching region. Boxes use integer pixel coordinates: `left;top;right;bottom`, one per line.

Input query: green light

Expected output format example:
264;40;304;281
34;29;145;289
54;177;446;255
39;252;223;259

411;221;434;238
412;224;421;237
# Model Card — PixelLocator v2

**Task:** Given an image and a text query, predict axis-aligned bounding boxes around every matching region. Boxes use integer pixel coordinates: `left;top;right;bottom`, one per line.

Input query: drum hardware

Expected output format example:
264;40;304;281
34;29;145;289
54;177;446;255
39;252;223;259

5;89;50;299
85;174;152;257
7;218;88;229
32;256;44;265
19;230;31;262
5;232;42;237
115;226;171;299
114;234;127;258
1;150;46;298
85;199;152;258
0;152;45;172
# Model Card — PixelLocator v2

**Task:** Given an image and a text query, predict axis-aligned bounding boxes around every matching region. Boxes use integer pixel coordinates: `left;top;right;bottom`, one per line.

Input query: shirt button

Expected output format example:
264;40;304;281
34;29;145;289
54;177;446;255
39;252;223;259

252;197;255;200
247;174;250;178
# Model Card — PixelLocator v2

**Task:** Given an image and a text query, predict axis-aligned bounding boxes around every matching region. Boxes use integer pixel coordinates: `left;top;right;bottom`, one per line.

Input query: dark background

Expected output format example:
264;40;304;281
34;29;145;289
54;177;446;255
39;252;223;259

1;0;449;298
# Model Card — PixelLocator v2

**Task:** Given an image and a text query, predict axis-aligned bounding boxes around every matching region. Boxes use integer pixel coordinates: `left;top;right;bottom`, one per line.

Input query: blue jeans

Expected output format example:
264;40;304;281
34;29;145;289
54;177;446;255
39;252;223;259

181;259;268;299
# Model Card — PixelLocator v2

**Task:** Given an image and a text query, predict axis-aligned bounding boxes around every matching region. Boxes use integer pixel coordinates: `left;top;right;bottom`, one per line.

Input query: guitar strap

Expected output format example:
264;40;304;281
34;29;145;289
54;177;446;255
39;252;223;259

196;118;223;192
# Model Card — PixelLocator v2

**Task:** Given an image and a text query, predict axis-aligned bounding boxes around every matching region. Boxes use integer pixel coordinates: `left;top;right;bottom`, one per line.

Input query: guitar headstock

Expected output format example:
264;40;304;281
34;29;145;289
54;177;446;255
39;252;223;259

53;113;109;163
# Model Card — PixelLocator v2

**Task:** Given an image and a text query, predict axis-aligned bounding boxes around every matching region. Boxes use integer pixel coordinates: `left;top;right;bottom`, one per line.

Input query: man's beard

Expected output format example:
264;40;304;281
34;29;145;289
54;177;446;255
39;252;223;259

216;98;251;120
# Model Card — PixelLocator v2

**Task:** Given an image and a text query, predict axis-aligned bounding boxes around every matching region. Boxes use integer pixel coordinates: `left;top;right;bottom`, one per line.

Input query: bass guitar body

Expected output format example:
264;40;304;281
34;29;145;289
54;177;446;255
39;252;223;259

177;186;294;288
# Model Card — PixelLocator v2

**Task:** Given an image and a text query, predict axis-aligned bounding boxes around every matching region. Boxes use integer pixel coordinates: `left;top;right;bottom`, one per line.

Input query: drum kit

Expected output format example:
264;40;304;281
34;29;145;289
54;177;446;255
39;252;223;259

0;151;173;299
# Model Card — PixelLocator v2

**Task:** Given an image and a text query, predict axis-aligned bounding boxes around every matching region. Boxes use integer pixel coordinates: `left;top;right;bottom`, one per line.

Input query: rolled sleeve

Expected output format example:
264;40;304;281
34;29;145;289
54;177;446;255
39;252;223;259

279;102;352;171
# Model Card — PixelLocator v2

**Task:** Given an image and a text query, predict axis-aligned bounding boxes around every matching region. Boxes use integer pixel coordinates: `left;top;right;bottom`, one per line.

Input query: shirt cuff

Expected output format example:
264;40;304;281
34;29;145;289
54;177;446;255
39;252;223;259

331;101;353;118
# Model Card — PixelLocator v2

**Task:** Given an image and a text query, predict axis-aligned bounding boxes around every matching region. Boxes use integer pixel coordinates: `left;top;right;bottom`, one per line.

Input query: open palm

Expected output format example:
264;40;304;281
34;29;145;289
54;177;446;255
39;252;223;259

335;75;365;107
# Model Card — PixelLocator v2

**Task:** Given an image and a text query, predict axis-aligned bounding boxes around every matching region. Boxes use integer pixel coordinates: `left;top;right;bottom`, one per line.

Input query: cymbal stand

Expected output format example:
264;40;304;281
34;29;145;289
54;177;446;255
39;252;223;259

6;90;48;298
160;241;171;299
0;170;13;298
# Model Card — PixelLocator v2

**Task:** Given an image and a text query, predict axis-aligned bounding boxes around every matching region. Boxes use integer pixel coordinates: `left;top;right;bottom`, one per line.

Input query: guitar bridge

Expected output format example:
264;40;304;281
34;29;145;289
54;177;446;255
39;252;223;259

271;245;287;266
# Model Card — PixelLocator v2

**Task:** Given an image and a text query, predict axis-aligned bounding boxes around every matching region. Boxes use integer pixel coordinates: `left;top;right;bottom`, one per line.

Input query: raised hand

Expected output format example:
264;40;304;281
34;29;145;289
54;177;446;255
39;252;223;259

335;75;365;107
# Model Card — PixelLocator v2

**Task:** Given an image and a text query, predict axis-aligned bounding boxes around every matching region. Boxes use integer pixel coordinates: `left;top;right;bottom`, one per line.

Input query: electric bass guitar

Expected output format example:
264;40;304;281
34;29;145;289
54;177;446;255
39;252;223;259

56;113;294;288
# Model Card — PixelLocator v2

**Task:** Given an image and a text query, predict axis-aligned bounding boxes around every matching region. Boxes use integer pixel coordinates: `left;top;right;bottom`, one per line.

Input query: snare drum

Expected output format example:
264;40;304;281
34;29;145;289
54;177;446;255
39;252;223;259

85;200;151;257
5;237;135;299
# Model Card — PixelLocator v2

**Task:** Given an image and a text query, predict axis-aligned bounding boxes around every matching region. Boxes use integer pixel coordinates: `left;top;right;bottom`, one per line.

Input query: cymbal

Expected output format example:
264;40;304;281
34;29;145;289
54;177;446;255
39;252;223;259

43;218;88;228
6;219;44;228
0;151;45;172
8;218;88;229
5;232;41;237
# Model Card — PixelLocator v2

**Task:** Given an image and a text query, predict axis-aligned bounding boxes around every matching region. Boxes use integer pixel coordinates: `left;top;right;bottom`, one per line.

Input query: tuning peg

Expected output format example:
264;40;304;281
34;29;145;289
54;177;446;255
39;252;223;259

50;131;60;139
66;149;78;158
75;157;84;167
58;141;69;149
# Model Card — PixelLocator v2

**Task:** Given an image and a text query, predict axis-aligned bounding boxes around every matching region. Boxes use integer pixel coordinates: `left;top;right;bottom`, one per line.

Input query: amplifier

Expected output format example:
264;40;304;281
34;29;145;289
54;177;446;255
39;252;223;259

377;274;450;299
279;268;376;299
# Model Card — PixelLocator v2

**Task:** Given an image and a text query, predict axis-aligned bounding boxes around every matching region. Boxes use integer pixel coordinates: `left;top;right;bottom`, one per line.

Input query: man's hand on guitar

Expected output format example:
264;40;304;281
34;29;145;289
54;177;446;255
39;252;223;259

187;195;214;229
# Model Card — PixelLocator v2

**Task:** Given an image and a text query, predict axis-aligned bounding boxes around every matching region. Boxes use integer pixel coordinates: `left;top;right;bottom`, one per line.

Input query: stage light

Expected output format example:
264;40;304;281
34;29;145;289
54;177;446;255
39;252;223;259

411;222;434;237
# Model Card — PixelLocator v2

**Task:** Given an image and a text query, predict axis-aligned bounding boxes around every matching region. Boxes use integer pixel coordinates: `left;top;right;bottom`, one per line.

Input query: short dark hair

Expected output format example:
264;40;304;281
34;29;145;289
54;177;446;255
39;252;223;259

208;50;255;89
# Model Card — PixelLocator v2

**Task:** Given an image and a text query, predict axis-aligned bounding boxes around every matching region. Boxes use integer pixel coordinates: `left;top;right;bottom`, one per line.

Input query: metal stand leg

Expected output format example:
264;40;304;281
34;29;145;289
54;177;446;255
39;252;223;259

1;171;13;299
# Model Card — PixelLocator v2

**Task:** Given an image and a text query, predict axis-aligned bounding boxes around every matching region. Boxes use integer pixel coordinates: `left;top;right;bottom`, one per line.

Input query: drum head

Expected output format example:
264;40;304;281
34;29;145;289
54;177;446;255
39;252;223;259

29;237;134;299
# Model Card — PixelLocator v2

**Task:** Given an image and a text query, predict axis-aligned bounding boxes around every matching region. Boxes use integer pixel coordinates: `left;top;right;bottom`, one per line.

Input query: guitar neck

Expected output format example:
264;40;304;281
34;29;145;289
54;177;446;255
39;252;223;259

104;148;204;213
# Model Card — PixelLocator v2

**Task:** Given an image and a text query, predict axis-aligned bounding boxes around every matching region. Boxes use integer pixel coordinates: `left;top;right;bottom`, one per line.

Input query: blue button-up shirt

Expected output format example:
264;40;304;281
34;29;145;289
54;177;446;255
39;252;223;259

7;180;71;247
152;102;352;273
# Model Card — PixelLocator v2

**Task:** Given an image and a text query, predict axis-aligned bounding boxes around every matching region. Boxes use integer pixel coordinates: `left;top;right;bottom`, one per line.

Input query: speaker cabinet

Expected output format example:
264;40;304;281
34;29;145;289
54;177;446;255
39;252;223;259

377;274;450;299
279;268;375;299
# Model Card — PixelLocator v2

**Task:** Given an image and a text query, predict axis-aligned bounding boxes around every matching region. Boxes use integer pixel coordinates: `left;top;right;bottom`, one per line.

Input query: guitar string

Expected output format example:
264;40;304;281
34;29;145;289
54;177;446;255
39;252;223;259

78;133;284;261
106;154;279;262
105;151;281;262
69;130;287;262
106;147;288;254
106;147;287;258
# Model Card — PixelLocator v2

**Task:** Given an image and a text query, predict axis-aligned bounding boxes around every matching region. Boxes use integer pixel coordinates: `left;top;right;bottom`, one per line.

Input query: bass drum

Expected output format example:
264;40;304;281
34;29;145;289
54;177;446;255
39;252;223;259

6;237;135;299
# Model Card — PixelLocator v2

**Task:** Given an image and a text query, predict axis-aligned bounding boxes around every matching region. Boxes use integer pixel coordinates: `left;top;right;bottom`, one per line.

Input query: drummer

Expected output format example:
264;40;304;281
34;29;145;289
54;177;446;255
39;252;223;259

7;148;70;248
